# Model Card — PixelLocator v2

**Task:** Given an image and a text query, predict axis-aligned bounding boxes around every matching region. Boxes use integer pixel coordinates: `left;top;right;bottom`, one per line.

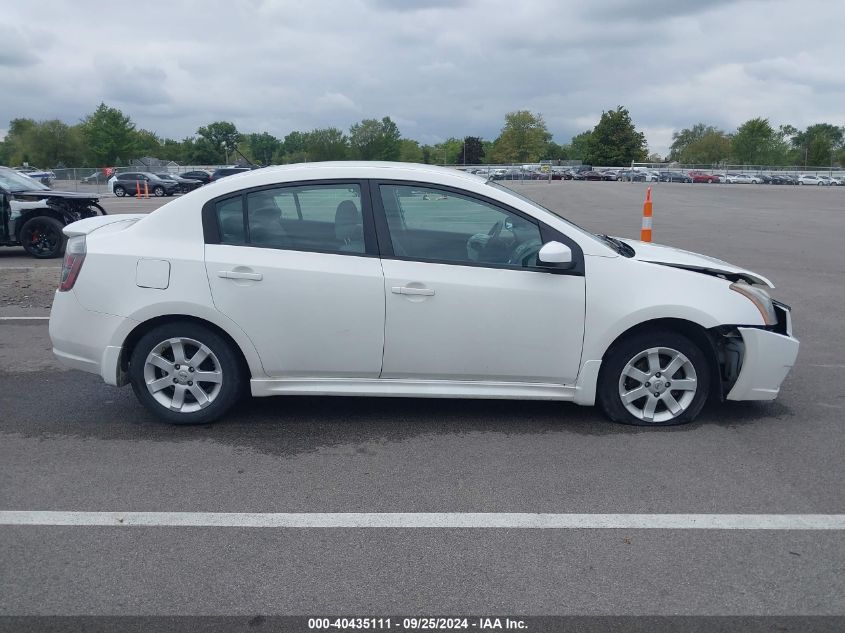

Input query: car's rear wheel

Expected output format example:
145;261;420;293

153;185;165;197
597;331;710;426
20;216;67;258
114;185;126;197
129;322;244;425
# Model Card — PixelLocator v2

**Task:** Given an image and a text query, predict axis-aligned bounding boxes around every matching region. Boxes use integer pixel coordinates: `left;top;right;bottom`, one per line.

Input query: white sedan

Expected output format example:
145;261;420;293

49;162;799;426
797;175;825;185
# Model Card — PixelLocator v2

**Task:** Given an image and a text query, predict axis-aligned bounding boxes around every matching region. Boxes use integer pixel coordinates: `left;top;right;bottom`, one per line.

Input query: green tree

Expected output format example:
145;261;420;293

134;129;162;157
791;123;844;167
4;118;38;165
81;103;137;165
196;121;241;163
669;123;715;162
543;140;569;162
245;132;280;165
306;127;348;161
490;111;550;163
348;116;402;161
568;130;594;162
461;136;485;164
585;106;647;166
732;118;779;165
398;139;424;163
274;130;309;163
668;123;731;165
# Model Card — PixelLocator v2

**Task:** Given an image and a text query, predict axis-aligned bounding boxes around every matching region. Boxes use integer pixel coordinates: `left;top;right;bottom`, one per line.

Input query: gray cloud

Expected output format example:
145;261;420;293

1;0;844;154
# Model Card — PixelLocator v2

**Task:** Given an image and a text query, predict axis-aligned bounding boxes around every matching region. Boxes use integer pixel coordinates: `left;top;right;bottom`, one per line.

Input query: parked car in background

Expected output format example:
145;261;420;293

112;172;180;197
155;173;204;193
797;174;825;186
181;170;213;185
659;171;693;183
816;175;838;186
14;166;56;186
725;173;754;184
769;174;796;185
580;170;606;181
689;171;721;184
0;165;106;258
210;167;252;181
599;170;619;181
617;170;645;182
48;162;798;427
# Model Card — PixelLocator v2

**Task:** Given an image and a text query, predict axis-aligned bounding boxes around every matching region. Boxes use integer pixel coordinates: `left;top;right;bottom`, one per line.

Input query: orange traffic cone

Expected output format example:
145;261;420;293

135;180;142;198
640;187;653;242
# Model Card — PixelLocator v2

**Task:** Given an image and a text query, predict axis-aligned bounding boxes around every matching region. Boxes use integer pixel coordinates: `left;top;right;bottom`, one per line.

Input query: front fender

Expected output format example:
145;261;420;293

581;255;765;363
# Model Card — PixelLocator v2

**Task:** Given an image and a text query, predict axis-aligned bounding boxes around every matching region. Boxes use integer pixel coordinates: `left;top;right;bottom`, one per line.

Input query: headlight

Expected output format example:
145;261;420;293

730;281;777;325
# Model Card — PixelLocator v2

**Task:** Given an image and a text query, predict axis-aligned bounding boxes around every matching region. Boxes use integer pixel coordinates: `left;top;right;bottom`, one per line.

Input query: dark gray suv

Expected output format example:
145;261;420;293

113;172;180;197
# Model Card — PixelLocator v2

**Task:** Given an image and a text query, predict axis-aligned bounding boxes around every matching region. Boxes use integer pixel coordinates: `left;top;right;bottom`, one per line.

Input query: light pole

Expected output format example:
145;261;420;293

221;142;229;166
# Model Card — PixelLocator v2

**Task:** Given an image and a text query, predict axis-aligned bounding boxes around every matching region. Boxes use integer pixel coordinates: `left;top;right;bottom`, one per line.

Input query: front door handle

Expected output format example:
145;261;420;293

218;270;263;281
391;286;435;296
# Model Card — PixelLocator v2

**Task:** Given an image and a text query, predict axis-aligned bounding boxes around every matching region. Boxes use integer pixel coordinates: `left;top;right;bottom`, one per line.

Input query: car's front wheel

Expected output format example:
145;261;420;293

20;216;67;258
153;185;165;197
114;185;126;197
597;331;710;426
129;322;244;425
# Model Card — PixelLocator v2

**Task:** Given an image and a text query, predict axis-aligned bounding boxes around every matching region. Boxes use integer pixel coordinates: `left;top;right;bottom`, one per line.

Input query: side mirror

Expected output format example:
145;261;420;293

538;241;574;269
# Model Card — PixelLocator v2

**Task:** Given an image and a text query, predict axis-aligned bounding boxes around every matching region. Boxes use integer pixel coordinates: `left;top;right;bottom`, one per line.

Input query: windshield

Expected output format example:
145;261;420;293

486;181;611;249
0;167;50;192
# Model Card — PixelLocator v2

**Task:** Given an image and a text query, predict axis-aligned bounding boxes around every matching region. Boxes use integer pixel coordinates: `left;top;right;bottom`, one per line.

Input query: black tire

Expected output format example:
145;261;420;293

128;322;244;425
19;216;67;259
114;185;126;197
153;186;165;197
597;330;710;427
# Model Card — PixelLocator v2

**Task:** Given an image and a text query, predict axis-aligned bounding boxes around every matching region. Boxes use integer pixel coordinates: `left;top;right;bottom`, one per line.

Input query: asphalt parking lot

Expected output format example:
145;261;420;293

1;181;843;622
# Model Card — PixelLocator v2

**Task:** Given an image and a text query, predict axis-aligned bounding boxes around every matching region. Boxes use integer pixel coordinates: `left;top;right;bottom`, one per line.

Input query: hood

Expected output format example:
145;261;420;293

617;238;774;288
12;189;100;201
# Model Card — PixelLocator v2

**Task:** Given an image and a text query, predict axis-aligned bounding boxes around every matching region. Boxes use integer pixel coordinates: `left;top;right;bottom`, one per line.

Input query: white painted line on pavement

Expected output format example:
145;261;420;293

1;512;844;530
0;316;49;320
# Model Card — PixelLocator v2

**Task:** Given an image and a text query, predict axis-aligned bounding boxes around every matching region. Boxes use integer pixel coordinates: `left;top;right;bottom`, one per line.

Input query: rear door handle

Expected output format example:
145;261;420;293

218;270;263;281
391;286;435;296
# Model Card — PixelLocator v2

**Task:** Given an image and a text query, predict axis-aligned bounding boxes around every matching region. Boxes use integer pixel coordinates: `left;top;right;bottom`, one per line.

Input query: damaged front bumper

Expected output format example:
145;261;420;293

725;301;799;401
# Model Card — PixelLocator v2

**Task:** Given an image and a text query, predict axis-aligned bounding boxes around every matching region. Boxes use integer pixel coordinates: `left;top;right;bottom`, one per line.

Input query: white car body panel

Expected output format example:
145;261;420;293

620;239;774;287
48;162;798;417
205;244;385;378
380;259;585;383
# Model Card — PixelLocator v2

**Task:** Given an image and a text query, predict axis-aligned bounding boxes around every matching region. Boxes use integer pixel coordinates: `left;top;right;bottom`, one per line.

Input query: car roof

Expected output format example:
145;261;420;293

201;161;488;194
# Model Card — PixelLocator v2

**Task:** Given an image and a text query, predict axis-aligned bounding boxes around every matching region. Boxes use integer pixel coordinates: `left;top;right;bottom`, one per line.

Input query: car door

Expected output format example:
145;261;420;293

204;180;386;378
372;181;586;385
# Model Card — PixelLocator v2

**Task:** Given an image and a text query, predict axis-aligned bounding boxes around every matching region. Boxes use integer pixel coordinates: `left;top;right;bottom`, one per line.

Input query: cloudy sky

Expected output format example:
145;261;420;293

2;0;844;155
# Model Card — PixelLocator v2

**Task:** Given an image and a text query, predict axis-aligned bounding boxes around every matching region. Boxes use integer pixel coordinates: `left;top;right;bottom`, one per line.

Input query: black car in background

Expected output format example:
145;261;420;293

0;166;106;258
155;173;203;193
659;171;693;183
112;172;180;197
210;167;251;181
181;170;212;185
769;174;797;185
617;169;646;182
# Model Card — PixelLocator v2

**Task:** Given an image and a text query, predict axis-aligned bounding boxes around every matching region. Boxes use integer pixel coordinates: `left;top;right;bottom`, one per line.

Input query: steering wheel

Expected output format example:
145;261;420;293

487;219;504;239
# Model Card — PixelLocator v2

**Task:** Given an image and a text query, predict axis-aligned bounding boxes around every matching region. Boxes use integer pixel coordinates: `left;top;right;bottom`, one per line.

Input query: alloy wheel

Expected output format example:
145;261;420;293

143;337;223;413
617;346;698;423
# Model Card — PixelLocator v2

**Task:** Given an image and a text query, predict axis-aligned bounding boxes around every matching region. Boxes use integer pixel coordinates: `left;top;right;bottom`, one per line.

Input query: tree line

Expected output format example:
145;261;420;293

668;120;845;167
0;102;841;168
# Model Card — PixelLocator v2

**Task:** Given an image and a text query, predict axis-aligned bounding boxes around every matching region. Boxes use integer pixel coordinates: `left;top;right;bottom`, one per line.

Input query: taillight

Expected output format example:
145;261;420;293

59;235;86;292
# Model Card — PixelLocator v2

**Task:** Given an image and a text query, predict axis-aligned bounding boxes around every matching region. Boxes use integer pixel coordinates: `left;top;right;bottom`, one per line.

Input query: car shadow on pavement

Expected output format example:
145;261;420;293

1;372;794;458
